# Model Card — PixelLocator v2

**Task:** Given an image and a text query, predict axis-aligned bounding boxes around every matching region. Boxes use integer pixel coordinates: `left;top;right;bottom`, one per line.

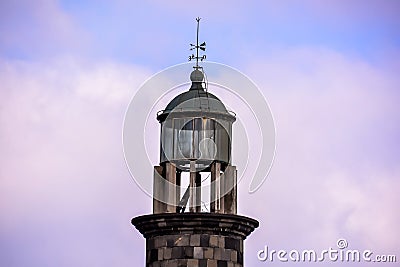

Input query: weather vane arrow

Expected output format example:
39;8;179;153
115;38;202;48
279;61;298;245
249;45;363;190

189;17;206;69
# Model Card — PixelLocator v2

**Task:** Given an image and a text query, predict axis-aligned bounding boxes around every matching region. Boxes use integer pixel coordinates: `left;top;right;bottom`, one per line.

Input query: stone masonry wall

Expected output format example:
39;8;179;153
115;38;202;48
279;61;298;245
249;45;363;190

146;233;243;267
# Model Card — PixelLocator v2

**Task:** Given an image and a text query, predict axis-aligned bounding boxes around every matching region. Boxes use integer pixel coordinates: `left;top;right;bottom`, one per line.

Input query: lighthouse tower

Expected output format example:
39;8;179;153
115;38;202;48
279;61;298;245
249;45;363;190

132;18;258;267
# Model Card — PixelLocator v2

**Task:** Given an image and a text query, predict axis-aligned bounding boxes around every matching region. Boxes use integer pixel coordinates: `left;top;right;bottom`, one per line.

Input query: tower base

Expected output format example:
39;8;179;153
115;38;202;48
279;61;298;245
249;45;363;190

132;213;258;267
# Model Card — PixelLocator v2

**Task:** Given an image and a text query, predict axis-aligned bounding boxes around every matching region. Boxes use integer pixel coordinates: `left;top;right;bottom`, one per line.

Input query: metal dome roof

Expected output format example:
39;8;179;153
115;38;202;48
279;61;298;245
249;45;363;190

156;70;235;122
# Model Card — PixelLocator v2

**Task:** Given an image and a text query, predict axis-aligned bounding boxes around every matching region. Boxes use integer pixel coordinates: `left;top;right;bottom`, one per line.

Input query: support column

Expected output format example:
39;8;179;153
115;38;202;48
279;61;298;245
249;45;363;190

153;165;165;214
189;161;201;212
195;172;202;212
189;161;198;212
222;165;237;214
210;162;221;213
176;170;181;211
165;162;177;213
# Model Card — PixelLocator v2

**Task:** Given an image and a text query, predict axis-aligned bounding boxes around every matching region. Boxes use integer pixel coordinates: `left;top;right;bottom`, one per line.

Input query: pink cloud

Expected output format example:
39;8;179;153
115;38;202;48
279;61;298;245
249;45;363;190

240;47;400;265
0;58;151;266
1;45;399;265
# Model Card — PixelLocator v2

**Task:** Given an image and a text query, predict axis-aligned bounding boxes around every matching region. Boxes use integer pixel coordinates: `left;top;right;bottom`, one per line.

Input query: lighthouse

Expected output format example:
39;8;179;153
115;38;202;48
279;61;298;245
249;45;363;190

132;18;258;267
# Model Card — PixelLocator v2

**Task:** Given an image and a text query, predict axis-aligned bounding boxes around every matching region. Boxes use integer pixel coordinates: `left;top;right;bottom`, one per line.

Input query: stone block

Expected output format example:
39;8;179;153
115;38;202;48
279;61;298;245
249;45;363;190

231;250;237;262
184;247;194;258
174;235;190;246
171;247;184;259
224;237;239;250
194;247;204;259
166;259;178;267
207;260;217;267
190;234;201;246
164;248;172;260
158;249;164;260
217;260;227;267
213;248;222;260
187;259;198;267
177;259;188;267
218;237;225;248
200;234;210;247
209;235;218;247
199;259;207;267
237;251;243;265
203;247;213;259
155;237;166;248
166;235;178;247
221;249;231;261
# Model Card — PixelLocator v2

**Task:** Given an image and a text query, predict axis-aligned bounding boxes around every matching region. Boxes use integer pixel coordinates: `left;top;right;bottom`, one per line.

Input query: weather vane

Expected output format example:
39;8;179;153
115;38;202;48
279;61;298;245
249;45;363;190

189;17;206;69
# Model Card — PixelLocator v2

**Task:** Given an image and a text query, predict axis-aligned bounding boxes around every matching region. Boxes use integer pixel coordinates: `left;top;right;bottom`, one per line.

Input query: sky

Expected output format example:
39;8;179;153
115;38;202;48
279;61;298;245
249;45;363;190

1;0;399;266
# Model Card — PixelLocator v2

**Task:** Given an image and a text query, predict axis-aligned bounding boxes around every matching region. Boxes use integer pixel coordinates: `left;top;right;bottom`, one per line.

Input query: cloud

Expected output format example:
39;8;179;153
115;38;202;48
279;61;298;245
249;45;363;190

0;57;151;266
1;45;399;266
240;47;400;265
0;20;399;266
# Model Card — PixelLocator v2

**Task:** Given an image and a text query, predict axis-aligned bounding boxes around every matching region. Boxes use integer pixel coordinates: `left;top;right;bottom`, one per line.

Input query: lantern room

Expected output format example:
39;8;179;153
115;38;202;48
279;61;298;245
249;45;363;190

153;68;238;214
157;69;236;172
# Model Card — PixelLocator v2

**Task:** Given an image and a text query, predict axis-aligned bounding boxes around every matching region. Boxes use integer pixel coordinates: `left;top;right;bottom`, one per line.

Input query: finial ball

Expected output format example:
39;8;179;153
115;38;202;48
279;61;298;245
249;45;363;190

190;69;204;82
